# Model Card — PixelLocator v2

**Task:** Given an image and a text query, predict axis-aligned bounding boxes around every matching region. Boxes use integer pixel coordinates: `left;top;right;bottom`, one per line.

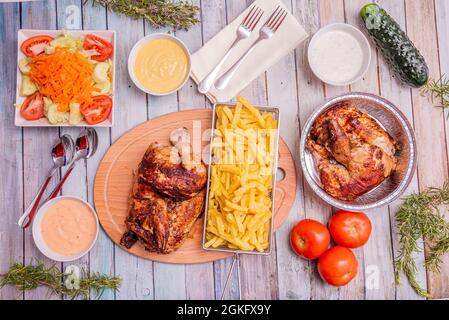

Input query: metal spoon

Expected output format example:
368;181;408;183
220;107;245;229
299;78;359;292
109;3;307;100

18;135;75;228
47;128;99;199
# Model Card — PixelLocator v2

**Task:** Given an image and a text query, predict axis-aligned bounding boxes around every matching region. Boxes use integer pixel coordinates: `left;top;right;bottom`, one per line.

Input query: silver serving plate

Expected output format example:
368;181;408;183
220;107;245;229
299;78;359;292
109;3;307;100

300;93;417;211
202;103;280;255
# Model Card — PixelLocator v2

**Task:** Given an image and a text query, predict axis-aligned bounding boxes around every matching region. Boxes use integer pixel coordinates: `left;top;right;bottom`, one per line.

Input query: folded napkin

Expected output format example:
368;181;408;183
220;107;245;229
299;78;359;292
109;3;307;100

191;0;309;103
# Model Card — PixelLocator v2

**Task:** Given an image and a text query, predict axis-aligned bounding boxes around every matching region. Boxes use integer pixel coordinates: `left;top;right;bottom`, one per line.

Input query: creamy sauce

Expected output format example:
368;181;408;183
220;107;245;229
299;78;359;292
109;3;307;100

309;30;364;84
41;199;97;256
134;38;189;93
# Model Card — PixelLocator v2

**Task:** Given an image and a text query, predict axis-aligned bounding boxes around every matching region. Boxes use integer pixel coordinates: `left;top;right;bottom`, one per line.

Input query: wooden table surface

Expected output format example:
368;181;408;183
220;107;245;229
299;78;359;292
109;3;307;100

1;0;448;300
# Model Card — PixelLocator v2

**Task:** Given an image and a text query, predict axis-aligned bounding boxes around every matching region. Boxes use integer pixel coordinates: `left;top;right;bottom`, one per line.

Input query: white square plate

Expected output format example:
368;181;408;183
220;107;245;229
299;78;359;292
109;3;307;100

15;29;116;127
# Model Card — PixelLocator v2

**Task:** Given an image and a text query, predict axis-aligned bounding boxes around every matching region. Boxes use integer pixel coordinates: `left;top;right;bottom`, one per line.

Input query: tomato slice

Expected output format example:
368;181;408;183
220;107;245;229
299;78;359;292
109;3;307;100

83;34;113;61
20;92;44;121
81;95;112;125
21;35;54;57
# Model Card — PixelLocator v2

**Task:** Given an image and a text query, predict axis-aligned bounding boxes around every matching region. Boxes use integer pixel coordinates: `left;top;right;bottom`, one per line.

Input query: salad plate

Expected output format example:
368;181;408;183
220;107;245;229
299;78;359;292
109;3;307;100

15;29;116;127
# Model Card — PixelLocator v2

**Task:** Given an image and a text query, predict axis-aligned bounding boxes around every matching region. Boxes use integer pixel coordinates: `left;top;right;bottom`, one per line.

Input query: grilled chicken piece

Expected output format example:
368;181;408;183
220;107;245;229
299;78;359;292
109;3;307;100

120;141;207;254
311;104;398;157
306;104;398;201
139;142;207;201
122;178;206;253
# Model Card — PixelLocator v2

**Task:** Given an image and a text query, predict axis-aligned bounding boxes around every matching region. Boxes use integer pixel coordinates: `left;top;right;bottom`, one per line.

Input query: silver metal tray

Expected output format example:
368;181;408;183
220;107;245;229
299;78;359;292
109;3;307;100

202;103;280;255
300;92;417;211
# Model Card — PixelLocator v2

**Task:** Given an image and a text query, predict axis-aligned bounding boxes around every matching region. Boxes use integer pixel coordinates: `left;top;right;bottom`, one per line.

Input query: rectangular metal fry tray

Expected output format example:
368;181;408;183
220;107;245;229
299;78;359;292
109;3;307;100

202;103;281;255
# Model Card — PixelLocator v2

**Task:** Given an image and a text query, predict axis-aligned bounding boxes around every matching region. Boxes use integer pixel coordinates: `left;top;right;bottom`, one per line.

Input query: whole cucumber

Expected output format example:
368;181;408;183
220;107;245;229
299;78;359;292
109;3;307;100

360;3;429;88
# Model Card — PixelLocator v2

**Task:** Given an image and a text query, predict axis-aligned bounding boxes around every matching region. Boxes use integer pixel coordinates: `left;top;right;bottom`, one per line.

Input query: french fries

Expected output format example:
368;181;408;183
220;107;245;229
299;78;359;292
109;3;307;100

205;96;278;252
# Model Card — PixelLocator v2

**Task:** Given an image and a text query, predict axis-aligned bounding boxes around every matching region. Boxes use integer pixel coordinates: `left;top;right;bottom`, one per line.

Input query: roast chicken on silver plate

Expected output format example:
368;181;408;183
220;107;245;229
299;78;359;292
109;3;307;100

306;103;399;201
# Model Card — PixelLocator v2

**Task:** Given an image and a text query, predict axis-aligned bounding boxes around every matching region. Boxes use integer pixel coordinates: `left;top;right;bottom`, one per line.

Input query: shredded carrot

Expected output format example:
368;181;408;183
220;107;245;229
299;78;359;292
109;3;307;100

29;48;95;112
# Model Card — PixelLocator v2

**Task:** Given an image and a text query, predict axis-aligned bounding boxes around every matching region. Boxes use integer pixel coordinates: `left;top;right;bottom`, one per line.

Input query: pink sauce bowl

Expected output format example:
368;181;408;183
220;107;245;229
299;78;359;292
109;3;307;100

32;196;99;262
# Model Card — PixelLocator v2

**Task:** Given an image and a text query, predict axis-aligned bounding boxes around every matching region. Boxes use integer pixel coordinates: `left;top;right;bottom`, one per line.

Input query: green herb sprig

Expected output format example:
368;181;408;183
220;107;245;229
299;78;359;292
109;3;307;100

88;0;200;30
395;183;449;298
0;262;121;300
422;76;449;116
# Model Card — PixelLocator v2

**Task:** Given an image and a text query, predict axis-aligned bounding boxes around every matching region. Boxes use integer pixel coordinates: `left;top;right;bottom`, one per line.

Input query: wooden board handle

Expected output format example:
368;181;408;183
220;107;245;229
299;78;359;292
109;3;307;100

273;142;297;229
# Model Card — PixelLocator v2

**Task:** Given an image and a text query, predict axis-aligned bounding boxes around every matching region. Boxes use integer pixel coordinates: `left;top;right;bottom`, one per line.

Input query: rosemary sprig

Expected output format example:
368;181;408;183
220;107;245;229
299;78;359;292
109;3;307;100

422;76;449;117
0;262;121;300
425;238;449;273
88;0;200;30
395;184;449;298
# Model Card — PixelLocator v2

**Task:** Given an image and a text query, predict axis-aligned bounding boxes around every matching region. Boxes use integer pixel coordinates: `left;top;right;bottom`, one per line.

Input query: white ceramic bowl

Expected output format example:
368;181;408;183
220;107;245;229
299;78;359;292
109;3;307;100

128;33;192;96
307;23;371;86
32;196;99;262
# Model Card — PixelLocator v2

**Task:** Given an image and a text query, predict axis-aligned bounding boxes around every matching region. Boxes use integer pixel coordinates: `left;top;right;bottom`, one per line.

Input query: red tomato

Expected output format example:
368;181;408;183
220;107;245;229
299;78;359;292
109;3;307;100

290;219;331;260
328;210;372;248
318;246;358;286
81;95;112;125
20;92;44;121
83;34;113;61
21;35;54;57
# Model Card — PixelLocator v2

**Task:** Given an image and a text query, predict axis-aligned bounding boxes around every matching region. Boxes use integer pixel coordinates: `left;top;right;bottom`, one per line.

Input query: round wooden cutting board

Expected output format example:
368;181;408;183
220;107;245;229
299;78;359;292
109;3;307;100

94;109;297;264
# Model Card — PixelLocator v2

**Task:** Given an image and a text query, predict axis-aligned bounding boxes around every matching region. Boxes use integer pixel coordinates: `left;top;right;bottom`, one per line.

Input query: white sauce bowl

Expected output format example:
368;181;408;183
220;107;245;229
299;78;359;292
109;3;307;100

128;33;192;96
308;23;371;86
32;196;99;262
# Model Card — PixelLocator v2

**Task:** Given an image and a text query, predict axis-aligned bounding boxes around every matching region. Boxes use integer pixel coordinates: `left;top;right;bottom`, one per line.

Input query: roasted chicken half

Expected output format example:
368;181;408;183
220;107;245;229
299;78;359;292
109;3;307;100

306;104;398;201
120;141;207;254
138;142;207;201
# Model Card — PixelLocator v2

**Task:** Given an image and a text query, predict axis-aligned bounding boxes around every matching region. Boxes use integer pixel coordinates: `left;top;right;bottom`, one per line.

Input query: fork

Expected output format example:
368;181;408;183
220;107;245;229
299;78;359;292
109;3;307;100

215;5;288;91
198;6;264;94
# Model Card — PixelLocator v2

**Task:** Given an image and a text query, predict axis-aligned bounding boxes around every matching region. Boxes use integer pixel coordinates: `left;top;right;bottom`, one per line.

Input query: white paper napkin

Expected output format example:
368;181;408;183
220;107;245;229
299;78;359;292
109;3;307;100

190;0;308;103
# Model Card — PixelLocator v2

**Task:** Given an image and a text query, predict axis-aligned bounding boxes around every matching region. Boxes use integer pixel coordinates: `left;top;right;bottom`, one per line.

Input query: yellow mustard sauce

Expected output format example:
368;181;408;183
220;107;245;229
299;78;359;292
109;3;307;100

134;38;189;93
41;199;96;256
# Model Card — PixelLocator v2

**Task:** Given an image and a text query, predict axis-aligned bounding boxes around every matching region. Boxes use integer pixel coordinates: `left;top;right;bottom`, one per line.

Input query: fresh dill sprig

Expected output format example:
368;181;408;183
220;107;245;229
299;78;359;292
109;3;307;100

0;261;121;300
88;0;200;30
395;183;449;298
422;76;449;117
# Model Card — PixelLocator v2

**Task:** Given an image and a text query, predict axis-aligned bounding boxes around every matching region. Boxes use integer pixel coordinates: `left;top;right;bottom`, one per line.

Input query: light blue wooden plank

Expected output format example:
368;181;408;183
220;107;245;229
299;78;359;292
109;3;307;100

213;257;241;300
225;0;279;300
293;0;339;300
0;1;24;300
176;0;206;111
55;0;90;300
374;0;425;301
81;1;116;300
106;9;154;300
269;0;310;300
143;19;186;301
198;0;241;300
115;252;154;299
174;0;215;300
430;0;449;299
314;0;366;300
20;0;62;301
153;263;186;299
145;103;186;293
344;0;396;300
